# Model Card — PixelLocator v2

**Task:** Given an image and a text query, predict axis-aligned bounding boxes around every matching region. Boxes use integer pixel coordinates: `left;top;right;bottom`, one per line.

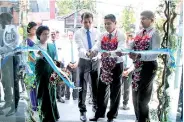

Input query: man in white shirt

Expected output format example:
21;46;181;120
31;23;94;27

121;33;134;110
89;14;126;122
121;55;134;110
51;30;65;103
74;12;100;122
63;32;79;100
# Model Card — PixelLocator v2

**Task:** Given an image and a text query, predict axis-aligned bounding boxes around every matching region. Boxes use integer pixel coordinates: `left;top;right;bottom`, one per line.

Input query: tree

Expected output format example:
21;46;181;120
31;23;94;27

56;0;73;16
121;5;136;33
56;0;96;16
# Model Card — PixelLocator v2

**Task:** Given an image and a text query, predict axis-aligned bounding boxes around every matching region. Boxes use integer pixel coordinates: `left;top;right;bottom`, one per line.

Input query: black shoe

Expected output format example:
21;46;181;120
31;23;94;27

58;98;65;103
65;97;70;100
107;119;114;122
6;107;17;117
0;110;4;115
73;97;78;100
80;112;87;122
0;102;12;110
89;116;99;121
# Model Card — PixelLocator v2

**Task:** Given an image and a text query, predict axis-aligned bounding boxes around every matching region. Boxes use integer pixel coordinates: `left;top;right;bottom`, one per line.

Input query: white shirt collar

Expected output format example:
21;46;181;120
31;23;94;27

107;29;117;36
144;26;153;32
82;27;93;33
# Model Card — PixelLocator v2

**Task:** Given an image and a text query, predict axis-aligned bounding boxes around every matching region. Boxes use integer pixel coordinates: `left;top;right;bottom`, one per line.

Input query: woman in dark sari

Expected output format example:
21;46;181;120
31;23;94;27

35;26;60;122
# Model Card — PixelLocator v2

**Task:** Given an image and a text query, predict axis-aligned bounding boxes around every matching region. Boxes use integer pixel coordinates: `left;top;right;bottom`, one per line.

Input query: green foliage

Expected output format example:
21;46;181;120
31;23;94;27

56;0;73;16
121;6;136;33
56;0;96;16
24;74;36;89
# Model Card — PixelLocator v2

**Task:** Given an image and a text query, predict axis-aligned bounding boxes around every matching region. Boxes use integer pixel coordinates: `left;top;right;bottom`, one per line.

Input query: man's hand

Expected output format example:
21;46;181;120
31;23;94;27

116;52;123;57
102;52;111;58
86;51;91;58
122;70;129;77
68;62;78;69
72;62;78;69
62;68;70;74
129;52;141;60
86;50;97;59
68;63;73;68
90;51;98;58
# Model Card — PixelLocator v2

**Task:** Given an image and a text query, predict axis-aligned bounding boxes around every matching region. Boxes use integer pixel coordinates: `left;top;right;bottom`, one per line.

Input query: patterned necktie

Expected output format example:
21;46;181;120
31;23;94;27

143;29;146;36
54;41;58;60
86;29;92;49
71;40;74;63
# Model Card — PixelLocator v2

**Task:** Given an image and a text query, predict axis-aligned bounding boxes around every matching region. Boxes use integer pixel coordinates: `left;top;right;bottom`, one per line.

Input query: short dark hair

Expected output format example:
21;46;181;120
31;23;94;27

140;10;155;20
36;26;50;40
0;13;13;29
104;14;116;22
81;12;93;21
27;22;37;33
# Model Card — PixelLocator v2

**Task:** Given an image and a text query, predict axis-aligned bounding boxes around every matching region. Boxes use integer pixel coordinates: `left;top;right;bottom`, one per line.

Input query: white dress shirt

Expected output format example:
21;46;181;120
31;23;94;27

52;40;66;66
62;39;79;65
74;27;101;60
92;29;126;63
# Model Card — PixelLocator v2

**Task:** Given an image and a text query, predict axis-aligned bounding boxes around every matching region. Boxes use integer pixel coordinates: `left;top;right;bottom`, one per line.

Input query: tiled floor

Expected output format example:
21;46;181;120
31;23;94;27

57;97;136;122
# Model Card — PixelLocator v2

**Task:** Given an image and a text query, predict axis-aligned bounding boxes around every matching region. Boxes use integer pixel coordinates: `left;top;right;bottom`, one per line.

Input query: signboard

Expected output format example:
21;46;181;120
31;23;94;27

3;25;19;49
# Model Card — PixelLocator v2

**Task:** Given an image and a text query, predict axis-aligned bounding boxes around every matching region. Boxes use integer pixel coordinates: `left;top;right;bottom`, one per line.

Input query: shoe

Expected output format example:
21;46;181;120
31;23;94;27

0;110;4;115
65;97;70;100
122;104;130;110
107;119;114;122
58;98;65;103
6;107;17;116
73;97;78;100
89;116;99;121
0;102;12;110
80;112;87;122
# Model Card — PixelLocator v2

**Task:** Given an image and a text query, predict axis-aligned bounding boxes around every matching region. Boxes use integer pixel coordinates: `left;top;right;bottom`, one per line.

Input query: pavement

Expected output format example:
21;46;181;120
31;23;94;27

0;82;182;122
0;86;136;122
57;96;136;122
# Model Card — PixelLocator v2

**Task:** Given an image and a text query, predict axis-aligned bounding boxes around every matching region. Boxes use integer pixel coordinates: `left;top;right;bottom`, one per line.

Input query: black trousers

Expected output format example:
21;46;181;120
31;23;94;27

12;56;20;109
132;61;157;122
95;63;123;119
65;66;78;99
78;58;99;113
122;72;132;105
57;62;65;99
1;56;13;104
57;84;65;99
